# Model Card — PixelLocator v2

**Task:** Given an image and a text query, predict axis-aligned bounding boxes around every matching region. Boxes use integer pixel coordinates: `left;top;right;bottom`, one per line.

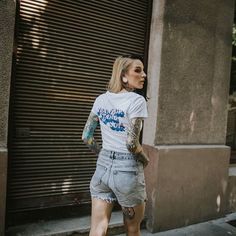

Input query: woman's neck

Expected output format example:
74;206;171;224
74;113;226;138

118;89;128;93
119;88;134;93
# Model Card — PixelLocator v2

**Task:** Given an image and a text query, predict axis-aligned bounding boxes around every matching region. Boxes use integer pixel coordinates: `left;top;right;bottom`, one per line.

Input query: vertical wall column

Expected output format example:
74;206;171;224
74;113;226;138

0;0;16;234
143;0;234;233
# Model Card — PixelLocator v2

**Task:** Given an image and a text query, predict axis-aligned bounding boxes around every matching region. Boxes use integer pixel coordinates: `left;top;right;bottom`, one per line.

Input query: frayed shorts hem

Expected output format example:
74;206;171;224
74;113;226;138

91;195;117;204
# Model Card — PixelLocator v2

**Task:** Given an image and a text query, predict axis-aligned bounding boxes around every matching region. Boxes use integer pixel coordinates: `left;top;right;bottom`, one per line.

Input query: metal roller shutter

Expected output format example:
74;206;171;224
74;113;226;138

7;0;151;213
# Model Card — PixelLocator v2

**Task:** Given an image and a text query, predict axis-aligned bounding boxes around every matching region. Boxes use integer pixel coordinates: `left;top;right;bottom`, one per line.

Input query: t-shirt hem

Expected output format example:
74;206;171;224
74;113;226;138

129;115;148;120
102;146;130;153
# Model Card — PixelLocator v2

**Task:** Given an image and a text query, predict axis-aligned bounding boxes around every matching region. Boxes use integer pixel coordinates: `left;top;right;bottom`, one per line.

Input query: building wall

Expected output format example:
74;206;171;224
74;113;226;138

144;0;234;146
0;0;16;235
144;145;230;232
143;0;234;233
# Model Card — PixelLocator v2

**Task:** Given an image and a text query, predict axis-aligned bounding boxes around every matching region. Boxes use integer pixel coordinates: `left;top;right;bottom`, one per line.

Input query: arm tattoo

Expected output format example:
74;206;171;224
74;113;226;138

126;118;149;167
127;118;143;154
82;112;101;154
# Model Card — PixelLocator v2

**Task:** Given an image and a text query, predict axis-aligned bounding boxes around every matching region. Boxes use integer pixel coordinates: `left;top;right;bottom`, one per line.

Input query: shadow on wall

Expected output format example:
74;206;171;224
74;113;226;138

7;0;101;218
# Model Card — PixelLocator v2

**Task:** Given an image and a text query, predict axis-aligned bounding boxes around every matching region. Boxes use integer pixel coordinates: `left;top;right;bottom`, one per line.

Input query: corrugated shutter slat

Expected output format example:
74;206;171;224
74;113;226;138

8;0;151;212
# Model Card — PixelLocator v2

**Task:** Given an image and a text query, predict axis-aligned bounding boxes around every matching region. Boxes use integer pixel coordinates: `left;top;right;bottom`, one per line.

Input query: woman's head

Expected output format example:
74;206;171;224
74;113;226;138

108;54;146;93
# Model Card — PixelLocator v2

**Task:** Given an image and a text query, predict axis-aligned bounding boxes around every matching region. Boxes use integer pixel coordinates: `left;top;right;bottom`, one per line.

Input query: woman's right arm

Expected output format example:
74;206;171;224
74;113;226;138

82;111;101;154
126;117;149;167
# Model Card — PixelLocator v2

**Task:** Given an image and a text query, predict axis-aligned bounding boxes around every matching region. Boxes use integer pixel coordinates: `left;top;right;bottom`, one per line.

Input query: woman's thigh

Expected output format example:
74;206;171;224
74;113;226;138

122;203;145;232
90;197;114;235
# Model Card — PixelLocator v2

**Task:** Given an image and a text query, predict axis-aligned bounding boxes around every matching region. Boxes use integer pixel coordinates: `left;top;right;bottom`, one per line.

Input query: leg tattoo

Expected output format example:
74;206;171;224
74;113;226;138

122;207;135;220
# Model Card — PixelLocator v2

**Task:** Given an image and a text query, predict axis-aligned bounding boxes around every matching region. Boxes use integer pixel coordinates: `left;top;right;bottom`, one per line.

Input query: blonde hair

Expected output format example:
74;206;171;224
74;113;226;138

108;56;135;93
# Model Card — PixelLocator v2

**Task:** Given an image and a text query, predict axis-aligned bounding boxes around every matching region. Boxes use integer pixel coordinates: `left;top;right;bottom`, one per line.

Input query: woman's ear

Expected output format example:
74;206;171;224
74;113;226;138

122;77;128;83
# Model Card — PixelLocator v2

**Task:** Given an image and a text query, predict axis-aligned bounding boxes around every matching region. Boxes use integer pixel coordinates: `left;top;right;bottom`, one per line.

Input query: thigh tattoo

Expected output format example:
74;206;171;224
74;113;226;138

122;207;135;220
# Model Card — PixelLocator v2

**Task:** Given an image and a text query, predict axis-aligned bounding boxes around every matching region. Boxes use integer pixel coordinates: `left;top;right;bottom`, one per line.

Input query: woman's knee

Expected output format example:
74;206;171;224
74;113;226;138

90;220;109;236
125;222;140;233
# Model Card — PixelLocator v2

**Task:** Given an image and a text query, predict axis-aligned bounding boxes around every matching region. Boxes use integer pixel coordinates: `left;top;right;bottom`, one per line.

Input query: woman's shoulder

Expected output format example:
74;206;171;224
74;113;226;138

95;91;145;104
130;92;144;98
95;91;108;100
128;92;146;103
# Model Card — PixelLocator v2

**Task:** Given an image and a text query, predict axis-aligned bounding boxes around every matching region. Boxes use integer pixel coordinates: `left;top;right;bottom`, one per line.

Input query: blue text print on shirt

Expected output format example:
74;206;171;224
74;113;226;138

97;108;125;132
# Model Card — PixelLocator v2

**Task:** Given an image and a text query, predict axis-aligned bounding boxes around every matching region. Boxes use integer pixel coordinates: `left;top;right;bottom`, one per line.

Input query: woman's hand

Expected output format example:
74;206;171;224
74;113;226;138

135;151;149;168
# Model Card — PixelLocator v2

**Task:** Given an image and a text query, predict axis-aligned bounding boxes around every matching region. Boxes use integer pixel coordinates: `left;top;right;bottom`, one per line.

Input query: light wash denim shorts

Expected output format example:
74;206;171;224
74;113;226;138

90;149;147;207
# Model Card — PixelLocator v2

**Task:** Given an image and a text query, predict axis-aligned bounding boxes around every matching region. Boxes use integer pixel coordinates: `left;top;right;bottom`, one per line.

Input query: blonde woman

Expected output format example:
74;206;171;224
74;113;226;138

82;54;149;236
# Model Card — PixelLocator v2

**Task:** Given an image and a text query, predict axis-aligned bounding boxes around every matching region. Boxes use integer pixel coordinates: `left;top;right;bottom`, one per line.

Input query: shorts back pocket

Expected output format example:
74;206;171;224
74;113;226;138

113;170;138;195
90;164;107;187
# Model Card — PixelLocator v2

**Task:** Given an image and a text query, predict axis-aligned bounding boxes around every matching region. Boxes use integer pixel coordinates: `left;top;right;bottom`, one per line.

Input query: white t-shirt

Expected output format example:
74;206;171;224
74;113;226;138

91;91;148;153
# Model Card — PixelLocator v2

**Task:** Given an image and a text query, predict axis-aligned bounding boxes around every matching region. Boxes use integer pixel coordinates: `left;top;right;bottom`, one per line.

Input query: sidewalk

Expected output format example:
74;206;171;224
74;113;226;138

117;212;236;236
6;211;236;236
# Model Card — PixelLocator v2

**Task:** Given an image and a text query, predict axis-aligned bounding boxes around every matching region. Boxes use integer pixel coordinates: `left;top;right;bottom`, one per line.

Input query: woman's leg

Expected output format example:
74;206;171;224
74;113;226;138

122;202;145;236
89;197;114;236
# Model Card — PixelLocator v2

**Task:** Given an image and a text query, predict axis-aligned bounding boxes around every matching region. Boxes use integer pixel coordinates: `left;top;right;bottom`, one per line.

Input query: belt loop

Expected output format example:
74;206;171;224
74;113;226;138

110;151;115;159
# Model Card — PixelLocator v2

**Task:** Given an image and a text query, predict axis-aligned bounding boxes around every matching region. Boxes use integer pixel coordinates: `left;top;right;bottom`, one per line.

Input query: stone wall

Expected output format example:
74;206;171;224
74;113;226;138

144;0;234;145
0;1;16;235
142;0;234;233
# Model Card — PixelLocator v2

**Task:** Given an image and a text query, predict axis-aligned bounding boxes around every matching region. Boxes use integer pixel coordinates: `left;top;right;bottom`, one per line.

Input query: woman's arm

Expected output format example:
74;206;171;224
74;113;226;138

82;111;101;154
126;118;149;167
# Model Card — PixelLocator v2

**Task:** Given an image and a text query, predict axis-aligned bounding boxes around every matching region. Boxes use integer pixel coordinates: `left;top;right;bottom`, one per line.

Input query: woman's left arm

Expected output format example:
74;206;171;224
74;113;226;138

126;118;149;167
82;111;101;154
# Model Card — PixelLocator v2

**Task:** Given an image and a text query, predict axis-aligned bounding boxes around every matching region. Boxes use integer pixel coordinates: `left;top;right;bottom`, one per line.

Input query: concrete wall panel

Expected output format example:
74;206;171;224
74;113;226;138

144;144;230;233
0;0;16;234
144;0;234;145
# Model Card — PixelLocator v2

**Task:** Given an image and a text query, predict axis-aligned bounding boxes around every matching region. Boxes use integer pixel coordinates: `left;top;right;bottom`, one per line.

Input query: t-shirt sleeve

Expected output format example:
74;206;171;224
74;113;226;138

128;96;148;119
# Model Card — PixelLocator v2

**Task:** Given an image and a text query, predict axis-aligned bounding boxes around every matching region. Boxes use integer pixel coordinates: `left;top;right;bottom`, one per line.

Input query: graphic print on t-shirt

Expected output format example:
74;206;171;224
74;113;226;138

97;108;125;132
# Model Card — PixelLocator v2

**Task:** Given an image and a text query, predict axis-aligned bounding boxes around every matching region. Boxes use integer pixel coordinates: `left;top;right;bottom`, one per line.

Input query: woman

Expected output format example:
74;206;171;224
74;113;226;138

82;54;149;236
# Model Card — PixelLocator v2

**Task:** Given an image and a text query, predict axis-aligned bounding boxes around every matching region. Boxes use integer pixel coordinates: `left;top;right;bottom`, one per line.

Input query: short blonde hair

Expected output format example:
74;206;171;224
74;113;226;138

108;56;135;93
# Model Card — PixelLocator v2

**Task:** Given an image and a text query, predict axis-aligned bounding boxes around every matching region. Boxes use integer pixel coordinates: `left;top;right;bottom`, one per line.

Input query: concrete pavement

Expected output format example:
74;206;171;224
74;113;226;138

5;211;236;236
118;212;236;236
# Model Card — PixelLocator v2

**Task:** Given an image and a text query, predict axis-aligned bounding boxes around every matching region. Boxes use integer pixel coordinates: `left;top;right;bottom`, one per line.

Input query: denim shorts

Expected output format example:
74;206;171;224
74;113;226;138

90;149;147;207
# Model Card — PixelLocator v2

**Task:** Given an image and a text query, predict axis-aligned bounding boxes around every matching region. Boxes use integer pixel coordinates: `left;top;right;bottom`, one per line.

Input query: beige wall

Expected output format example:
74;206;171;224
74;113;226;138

144;145;230;232
0;0;16;234
142;0;234;233
144;0;234;145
